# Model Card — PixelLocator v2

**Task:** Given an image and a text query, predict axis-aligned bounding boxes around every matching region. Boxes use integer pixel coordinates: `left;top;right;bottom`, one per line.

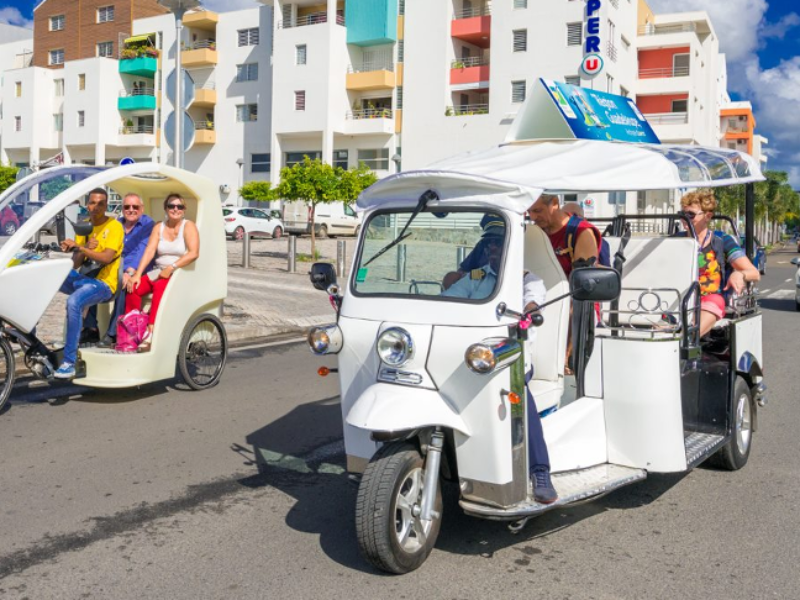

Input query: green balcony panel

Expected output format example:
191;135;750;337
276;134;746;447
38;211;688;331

119;56;157;77
346;0;397;46
118;95;157;111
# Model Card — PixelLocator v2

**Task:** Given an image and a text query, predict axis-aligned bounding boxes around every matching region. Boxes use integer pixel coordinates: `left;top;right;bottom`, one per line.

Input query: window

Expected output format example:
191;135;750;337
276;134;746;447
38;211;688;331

14;82;21;97
567;22;582;46
53;113;63;132
564;194;578;203
514;0;527;8
14;116;21;132
396;85;403;109
78;74;86;90
333;150;348;170
397;40;404;63
398;0;405;16
49;49;64;65
295;90;306;111
50;14;65;31
511;80;526;103
97;41;113;57
672;99;688;113
621;35;631;50
236;104;258;122
251;153;271;173
296;44;307;65
97;6;114;23
620;86;629;98
673;53;690;76
238;28;259;47
606;73;614;93
54;79;64;96
78;111;85;127
357;148;389;170
565;75;580;86
236;63;259;82
285;151;321;167
513;29;527;52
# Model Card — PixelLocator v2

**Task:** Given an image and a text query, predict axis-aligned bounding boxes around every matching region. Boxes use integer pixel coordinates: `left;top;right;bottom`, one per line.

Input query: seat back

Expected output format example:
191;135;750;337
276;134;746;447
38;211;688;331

523;225;570;382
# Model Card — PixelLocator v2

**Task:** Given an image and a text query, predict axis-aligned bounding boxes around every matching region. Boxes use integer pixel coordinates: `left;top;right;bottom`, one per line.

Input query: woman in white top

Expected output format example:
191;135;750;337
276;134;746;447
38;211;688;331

126;193;200;351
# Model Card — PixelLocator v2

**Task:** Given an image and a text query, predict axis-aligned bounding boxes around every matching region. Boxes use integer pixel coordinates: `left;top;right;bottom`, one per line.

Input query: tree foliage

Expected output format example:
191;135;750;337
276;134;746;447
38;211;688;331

0;166;19;194
714;170;800;238
238;181;273;203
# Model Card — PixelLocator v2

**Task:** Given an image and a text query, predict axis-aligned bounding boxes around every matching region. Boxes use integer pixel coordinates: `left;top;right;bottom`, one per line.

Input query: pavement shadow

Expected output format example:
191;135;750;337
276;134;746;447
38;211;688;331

759;298;797;312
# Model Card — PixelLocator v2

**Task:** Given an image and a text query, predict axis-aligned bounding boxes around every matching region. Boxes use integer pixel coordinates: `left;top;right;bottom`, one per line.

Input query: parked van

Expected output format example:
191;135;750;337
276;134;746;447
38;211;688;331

282;200;361;237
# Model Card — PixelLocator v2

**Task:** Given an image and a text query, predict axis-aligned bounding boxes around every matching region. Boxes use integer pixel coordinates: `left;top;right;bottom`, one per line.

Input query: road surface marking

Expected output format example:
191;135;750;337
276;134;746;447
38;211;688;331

785;278;793;283
765;289;795;300
231;337;305;353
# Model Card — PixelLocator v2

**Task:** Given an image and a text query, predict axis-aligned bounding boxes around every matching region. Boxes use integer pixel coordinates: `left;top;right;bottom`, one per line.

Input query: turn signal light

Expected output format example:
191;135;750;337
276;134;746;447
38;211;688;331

508;392;521;405
318;367;330;377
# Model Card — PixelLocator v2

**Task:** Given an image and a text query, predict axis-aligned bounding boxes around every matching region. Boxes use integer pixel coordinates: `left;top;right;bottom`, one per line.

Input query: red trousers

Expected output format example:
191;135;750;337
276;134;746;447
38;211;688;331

125;275;170;325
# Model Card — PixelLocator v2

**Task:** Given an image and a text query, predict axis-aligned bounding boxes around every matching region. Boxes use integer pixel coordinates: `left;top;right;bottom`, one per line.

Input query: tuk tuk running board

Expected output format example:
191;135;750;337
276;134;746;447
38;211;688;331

459;464;646;521
684;432;726;469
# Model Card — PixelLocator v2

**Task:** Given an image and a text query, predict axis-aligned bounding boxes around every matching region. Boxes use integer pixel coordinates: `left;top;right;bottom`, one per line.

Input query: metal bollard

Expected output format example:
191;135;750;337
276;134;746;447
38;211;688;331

336;240;346;277
242;231;251;268
456;246;467;270
287;235;296;273
396;244;407;282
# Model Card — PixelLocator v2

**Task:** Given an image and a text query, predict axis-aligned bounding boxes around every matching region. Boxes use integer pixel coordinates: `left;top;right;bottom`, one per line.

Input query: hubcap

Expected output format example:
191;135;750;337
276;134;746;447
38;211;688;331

394;467;433;553
735;392;752;456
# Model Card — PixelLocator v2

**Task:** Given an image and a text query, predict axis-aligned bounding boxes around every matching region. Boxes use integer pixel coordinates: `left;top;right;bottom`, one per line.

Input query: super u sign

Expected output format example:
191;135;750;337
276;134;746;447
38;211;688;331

580;0;604;79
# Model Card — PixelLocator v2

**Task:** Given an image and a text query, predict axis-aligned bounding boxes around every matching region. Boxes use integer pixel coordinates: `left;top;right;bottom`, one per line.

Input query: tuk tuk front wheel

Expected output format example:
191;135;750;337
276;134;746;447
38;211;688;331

178;314;228;391
0;336;15;413
355;441;442;574
710;377;754;470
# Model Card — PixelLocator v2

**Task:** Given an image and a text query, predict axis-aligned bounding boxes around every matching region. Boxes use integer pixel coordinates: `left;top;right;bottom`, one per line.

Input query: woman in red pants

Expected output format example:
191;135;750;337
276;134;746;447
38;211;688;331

126;193;200;351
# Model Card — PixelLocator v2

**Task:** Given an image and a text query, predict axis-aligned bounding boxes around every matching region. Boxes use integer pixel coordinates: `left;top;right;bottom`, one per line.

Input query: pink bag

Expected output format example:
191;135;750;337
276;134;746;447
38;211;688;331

116;310;149;353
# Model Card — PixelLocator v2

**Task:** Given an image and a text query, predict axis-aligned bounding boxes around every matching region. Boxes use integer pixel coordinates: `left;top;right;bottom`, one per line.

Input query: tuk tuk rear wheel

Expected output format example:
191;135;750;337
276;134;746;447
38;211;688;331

710;377;753;470
178;314;228;391
355;441;442;574
0;336;15;413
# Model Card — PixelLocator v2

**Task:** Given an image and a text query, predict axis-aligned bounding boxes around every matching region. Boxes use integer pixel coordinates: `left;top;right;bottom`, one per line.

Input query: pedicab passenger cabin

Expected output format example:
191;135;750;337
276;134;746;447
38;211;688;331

0;163;228;391
307;78;767;575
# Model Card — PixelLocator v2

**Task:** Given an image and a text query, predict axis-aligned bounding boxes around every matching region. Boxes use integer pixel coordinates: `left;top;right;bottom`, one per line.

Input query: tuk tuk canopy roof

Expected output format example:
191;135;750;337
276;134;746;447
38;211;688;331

358;139;765;214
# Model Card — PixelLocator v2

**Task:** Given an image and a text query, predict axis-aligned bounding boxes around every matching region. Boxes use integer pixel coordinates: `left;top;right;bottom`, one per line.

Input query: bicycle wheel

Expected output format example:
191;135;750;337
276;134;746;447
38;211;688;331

177;314;228;390
0;335;16;413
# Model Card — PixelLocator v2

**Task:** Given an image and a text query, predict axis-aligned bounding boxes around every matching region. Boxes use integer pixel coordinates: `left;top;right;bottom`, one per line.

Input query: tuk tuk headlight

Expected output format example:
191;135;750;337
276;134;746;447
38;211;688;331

465;338;522;375
376;327;414;367
307;324;343;355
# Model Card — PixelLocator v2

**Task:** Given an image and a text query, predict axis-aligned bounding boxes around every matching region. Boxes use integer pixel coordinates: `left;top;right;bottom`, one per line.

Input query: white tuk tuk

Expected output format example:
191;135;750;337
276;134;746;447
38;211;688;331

306;138;766;574
0;163;228;410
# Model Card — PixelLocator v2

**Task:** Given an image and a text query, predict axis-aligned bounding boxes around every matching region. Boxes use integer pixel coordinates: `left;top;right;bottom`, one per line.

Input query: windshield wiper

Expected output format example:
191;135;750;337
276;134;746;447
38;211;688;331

363;190;438;267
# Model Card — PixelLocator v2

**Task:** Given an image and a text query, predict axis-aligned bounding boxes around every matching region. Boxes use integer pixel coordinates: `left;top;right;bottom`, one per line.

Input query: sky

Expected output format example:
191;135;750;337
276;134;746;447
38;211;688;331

1;0;799;187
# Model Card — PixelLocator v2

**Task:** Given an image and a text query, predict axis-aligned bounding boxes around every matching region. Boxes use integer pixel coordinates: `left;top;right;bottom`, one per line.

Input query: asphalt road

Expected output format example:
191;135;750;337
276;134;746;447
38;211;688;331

1;253;799;599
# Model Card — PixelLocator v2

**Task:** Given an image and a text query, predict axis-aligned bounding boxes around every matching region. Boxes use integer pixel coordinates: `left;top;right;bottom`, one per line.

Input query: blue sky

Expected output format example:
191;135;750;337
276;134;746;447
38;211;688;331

2;0;799;186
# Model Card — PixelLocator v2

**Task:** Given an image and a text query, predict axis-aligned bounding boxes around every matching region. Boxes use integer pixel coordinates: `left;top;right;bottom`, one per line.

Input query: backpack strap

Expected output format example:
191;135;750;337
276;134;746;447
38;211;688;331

564;214;583;262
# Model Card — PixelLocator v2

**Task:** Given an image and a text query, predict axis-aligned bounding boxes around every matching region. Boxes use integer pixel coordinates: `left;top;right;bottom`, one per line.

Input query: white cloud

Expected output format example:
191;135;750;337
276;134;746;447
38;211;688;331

200;0;260;12
761;12;800;39
0;7;33;29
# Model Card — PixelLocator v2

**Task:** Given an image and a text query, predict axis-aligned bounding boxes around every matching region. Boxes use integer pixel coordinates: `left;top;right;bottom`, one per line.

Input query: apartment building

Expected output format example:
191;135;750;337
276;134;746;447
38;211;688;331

0;24;34;158
720;101;768;166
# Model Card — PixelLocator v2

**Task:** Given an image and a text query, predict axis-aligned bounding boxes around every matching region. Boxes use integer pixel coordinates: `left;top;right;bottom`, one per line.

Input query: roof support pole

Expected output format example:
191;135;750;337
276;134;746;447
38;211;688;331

745;182;755;261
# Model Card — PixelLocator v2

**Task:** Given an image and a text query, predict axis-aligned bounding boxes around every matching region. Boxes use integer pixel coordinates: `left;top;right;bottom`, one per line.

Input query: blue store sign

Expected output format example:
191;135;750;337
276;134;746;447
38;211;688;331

582;0;604;79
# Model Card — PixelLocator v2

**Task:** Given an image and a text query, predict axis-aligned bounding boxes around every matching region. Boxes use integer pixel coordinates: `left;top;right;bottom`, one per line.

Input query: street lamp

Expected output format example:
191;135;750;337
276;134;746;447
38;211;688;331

158;0;201;169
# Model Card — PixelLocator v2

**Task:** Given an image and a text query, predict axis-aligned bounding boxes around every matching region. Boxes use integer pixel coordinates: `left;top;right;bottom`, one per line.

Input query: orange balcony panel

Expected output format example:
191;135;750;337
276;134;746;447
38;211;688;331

194;88;217;107
395;109;402;133
346;69;395;91
451;16;491;48
194;129;216;145
450;65;490;86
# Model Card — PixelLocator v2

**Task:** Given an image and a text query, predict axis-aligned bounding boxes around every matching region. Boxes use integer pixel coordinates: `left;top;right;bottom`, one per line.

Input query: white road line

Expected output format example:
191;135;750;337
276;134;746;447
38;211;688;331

785;278;793;283
759;289;772;296
765;289;795;300
227;279;320;295
231;336;305;353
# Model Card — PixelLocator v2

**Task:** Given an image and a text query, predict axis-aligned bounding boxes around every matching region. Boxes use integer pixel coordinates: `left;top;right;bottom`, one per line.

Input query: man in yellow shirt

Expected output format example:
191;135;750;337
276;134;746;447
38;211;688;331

54;188;123;379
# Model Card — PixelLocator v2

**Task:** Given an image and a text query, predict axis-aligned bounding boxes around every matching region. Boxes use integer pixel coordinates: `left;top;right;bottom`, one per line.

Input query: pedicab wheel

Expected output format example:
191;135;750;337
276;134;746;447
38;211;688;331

0;336;15;413
234;226;245;241
709;377;754;470
177;314;228;391
272;226;283;239
355;441;442;574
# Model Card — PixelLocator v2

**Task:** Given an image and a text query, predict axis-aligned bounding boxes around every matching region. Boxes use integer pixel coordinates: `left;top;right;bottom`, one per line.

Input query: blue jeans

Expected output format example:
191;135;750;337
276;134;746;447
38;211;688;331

59;271;112;364
525;367;550;470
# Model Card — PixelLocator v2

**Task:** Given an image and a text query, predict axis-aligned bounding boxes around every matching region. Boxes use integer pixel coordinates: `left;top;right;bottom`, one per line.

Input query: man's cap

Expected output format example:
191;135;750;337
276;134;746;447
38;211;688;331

481;216;505;239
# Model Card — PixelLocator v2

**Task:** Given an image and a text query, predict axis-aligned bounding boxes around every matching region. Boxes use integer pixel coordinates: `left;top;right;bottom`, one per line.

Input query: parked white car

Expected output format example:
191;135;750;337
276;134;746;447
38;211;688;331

282;200;361;237
223;207;284;240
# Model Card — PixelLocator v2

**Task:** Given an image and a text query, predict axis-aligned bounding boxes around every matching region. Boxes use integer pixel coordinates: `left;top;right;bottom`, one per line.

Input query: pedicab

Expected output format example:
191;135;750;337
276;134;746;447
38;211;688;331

305;138;766;573
0;163;228;411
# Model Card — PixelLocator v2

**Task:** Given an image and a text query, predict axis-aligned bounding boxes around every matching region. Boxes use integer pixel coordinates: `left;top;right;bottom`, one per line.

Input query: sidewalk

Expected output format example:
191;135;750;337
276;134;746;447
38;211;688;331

32;236;353;346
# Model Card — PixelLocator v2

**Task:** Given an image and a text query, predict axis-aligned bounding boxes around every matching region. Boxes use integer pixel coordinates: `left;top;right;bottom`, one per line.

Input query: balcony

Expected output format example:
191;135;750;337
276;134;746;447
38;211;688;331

445;103;489;117
279;12;345;28
606;41;618;63
638;23;696;36
118;125;156;146
346;63;395;91
451;6;491;49
193;120;216;144
118;88;157;111
450;56;490;88
639;66;690;79
119;55;157;77
193;83;217;107
182;40;218;68
343;109;394;135
644;112;688;124
183;10;218;29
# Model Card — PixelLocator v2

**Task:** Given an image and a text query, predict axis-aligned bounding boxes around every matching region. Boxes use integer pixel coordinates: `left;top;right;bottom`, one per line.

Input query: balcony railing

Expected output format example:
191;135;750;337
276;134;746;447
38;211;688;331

451;56;489;68
644;112;689;124
347;108;393;119
119;87;155;97
639;66;690;79
195;81;216;90
185;39;216;51
348;61;394;73
638;23;697;36
726;124;750;133
279;13;345;28
446;103;489;116
453;5;491;19
194;120;215;130
119;125;154;134
606;41;618;62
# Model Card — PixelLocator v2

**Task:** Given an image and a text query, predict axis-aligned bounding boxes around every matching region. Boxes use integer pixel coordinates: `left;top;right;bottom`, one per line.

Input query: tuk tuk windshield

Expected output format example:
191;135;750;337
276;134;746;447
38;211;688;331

353;209;506;300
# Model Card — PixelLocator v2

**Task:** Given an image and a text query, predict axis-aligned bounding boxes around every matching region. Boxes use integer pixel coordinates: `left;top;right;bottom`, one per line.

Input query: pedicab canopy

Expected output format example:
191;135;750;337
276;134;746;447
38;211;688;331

358;79;765;214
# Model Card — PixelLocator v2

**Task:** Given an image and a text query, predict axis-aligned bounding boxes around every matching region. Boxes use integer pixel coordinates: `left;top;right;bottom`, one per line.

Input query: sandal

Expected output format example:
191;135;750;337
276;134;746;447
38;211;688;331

137;329;152;353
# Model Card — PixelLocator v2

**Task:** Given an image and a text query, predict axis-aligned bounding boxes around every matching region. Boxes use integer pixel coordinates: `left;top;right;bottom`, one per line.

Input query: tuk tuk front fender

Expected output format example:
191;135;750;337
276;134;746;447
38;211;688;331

346;383;471;436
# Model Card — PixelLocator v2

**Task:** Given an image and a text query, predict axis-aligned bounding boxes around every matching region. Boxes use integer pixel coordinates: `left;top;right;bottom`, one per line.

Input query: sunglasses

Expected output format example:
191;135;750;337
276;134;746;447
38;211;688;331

683;211;703;219
123;204;141;211
167;204;186;210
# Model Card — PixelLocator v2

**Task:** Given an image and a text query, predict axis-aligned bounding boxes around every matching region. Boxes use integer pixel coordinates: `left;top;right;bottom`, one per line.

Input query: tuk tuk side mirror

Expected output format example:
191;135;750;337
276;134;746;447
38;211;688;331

570;267;621;302
310;262;337;291
791;258;800;266
72;219;94;237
